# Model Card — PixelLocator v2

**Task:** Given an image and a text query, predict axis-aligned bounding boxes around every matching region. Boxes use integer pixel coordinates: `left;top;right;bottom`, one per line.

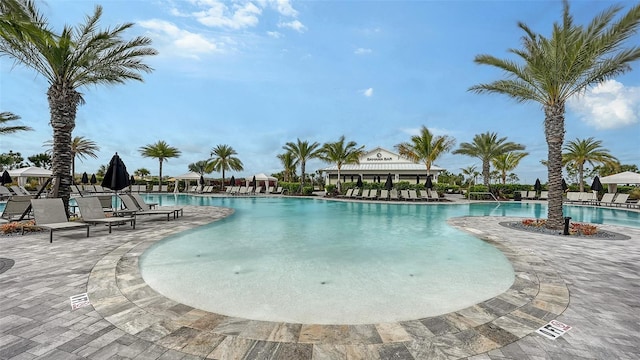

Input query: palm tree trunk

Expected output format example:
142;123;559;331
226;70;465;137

337;166;342;193
159;160;163;188
47;85;81;218
544;103;566;230
482;160;490;187
578;165;584;192
300;162;306;192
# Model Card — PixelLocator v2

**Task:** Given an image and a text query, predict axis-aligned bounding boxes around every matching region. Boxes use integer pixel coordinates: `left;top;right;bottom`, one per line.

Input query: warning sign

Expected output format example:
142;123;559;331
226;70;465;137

536;320;572;340
70;293;90;310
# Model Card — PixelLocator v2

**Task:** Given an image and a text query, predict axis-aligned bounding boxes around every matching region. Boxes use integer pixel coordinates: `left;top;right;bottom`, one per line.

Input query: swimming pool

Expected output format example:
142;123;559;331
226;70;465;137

139;196;637;325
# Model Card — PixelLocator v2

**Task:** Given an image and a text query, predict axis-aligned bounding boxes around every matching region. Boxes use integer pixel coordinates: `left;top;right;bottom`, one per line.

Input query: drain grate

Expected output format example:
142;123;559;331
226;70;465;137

0;258;15;274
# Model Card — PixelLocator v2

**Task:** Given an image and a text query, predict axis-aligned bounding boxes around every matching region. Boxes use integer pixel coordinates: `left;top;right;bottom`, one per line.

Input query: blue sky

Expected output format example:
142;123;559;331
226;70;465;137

2;0;639;184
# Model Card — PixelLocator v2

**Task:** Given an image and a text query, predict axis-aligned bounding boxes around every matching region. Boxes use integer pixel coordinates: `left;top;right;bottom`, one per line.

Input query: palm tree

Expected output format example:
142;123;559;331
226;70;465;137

277;152;298;182
139;141;181;187
563;138;618;192
0;112;32;134
395;126;455;176
460;165;478;194
283;138;321;191
492;151;529;185
0;0;156;213
188;160;211;176
469;1;640;229
208;144;243;187
453;132;525;187
134;168;150;178
318;136;365;193
45;136;99;182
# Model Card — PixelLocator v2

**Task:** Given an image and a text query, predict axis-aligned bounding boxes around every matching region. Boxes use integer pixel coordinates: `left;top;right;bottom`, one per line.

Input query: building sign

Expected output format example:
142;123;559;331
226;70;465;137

366;152;394;162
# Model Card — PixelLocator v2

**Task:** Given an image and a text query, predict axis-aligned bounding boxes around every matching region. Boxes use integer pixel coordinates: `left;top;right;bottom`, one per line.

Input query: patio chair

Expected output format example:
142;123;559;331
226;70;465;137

400;190;410;200
379;189;389;200
1;195;33;221
367;189;378;200
612;193;629;207
358;189;369;199
27;198;90;243
429;189;441;201
596;193;616;206
151;185;160;192
626;199;639;209
341;188;354;198
75;197;135;233
407;190;420;201
0;185;12;200
389;189;400;200
130;193;182;217
120;194;177;220
10;185;30;196
539;191;549;200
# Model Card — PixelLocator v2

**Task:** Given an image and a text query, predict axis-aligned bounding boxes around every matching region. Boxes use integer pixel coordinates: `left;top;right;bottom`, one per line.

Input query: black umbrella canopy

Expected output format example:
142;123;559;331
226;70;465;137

252;176;256;189
81;172;89;184
425;175;433;189
591;176;603;192
534;178;542;192
1;170;12;185
101;153;130;191
130;175;136;185
230;176;235;186
90;174;97;184
562;178;568;191
356;176;363;188
384;173;393;190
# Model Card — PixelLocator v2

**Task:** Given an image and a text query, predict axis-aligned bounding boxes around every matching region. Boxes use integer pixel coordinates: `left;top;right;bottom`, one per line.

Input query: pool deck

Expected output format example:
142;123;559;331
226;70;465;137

1;198;639;359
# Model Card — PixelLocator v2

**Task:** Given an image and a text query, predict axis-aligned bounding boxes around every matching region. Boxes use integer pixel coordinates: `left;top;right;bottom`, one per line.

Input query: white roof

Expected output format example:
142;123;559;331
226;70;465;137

173;172;202;180
320;147;444;172
8;166;52;177
252;173;277;181
599;171;640;184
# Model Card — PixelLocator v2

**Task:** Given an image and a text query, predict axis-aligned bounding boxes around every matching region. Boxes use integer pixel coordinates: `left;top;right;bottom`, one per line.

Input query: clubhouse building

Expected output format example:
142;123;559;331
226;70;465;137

321;147;445;186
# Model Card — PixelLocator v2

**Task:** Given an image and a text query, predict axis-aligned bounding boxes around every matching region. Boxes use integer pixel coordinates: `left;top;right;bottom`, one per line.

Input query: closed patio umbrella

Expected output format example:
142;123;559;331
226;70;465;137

81;172;89;184
90;174;97;185
252;176;256;190
590;176;603;192
200;175;205;192
1;170;12;185
425;175;433;189
356;176;363;188
101;153;130;192
534;178;542;194
130;175;135;185
562;178;568;191
384;173;393;191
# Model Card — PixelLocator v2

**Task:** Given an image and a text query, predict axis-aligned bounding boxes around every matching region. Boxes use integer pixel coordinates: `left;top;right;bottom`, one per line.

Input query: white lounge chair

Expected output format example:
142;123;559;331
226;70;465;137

27;198;90;243
389;189;400;201
379;189;389;200
407;190;420;201
1;195;33;221
539;191;548;200
75;197;135;233
612;193;629;207
367;189;378;199
596;193;616;206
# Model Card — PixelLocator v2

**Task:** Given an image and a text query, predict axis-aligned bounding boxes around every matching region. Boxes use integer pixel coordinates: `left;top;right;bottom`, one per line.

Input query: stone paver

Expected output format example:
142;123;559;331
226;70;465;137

1;198;639;359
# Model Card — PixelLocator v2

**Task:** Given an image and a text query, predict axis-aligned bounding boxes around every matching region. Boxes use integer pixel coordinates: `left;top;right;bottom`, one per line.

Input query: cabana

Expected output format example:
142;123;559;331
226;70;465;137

250;173;278;190
8;166;52;187
599;171;640;193
172;172;204;193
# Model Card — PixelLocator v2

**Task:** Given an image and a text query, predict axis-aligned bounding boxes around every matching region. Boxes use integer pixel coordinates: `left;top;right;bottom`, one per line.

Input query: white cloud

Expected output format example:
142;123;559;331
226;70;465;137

361;88;374;97
194;2;262;29
354;48;372;55
267;31;283;38
272;0;298;17
568;80;640;129
139;19;219;59
278;20;306;32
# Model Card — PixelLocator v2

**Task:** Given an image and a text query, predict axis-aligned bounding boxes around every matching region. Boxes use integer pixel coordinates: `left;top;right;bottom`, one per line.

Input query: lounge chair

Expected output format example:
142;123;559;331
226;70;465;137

266;186;274;194
350;188;361;198
400;190;410;200
379;189;389;200
226;186;234;194
130;193;182;218
0;185;12;200
565;192;580;203
359;189;369;199
1;195;33;221
419;190;429;201
389;189;400;201
612;193;629;207
274;187;283;194
160;185;169;192
119;194;176;221
407;190;419;201
341;188;354;198
10;185;30;196
252;186;263;195
75;197;135;233
539;191;549;200
626;199;639;209
429;189;441;201
367;189;378;200
595;193;615;206
238;186;248;195
27;198;90;243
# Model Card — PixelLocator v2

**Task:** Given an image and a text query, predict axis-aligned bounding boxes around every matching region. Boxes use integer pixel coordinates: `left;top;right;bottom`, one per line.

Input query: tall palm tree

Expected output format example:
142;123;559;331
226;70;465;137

139;141;181;187
0;112;32;134
188;160;211;176
492;151;529;185
318;136;365;193
208;144;243;186
395;126;455;176
45;136;99;182
283;138;321;191
563;137;618;192
453;132;525;187
0;0;156;213
469;1;640;229
277;152;298;182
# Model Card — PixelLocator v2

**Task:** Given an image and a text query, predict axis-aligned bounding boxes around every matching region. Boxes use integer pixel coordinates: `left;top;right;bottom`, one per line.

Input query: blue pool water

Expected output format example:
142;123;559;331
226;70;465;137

138;197;634;325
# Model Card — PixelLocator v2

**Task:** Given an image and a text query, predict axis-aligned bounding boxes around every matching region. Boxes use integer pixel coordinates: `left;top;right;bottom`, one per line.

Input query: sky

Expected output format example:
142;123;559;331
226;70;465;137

1;0;639;185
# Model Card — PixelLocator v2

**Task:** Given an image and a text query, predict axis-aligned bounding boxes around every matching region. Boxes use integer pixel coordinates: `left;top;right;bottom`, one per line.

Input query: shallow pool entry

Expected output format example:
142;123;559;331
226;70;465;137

140;198;515;324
